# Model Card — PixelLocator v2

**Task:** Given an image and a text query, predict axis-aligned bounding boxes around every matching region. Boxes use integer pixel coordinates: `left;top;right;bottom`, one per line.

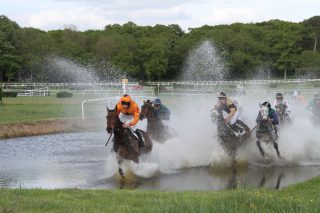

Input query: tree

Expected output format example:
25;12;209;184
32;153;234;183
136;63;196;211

304;16;320;52
0;15;20;82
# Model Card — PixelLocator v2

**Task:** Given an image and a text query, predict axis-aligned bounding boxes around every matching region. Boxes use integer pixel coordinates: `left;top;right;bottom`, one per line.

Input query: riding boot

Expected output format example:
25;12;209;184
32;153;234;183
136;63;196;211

135;130;145;147
230;123;246;137
274;125;279;140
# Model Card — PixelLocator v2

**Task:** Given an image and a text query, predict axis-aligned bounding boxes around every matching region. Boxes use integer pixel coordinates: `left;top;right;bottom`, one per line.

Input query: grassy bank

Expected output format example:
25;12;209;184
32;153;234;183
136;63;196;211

0;119;102;139
0;176;319;212
0;96;107;138
0;97;82;124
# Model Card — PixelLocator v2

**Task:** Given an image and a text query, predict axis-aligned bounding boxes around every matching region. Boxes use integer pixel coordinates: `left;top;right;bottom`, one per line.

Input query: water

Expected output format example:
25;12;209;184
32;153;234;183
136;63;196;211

0;126;319;190
182;40;227;81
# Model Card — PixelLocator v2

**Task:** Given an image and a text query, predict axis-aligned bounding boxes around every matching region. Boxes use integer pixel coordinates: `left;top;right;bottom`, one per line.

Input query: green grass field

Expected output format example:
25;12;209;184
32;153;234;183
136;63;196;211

0;96;107;124
0;176;319;213
0;97;82;124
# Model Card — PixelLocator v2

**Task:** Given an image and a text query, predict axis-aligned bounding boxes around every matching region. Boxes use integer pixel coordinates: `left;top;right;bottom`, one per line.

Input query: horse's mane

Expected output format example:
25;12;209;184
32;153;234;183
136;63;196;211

145;99;152;104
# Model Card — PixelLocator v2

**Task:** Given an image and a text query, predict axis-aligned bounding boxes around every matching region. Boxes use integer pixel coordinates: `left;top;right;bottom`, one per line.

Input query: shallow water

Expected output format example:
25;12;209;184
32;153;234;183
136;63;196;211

0;132;319;190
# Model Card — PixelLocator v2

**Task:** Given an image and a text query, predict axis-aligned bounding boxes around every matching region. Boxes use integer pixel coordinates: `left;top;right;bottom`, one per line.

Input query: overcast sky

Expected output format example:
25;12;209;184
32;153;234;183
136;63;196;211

1;0;319;31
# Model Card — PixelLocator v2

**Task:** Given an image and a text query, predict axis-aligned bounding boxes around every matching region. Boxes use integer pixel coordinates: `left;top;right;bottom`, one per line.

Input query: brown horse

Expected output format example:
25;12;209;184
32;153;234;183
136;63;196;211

139;100;177;143
106;107;153;178
210;106;251;161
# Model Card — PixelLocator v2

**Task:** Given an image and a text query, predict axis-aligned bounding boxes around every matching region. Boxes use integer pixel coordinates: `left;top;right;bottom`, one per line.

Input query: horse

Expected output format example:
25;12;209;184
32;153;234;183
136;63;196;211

210;106;251;161
139;100;177;143
255;105;281;158
106;107;153;178
275;103;291;125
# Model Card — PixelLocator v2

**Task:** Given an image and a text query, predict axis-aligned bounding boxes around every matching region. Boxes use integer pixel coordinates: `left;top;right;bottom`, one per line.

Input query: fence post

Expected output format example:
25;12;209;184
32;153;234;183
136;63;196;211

0;87;2;102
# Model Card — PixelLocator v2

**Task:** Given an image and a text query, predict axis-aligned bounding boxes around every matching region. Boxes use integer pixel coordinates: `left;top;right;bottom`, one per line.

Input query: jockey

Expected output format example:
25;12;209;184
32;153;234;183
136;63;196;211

293;91;307;106
274;92;291;117
216;91;246;137
153;98;171;120
307;94;320;113
116;94;144;146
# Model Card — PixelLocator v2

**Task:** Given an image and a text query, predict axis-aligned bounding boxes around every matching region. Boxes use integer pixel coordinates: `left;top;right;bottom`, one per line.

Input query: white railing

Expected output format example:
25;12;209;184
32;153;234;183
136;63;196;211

146;78;320;86
81;95;156;120
17;87;49;96
2;79;320;89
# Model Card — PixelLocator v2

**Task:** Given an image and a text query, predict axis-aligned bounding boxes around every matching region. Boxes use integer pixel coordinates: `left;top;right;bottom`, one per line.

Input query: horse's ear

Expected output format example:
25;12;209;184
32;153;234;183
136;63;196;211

114;105;117;111
143;100;146;104
107;106;110;112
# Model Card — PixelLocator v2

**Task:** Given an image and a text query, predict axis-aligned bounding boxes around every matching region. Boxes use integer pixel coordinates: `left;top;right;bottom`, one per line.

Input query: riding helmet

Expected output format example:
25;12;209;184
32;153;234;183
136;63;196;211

262;101;271;108
218;92;227;98
276;93;283;98
154;98;162;105
120;94;131;104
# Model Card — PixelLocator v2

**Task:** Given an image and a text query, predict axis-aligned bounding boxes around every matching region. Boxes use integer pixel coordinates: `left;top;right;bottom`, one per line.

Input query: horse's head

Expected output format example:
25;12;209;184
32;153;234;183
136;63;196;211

275;103;285;115
139;100;154;120
106;107;118;133
210;108;219;124
259;105;269;121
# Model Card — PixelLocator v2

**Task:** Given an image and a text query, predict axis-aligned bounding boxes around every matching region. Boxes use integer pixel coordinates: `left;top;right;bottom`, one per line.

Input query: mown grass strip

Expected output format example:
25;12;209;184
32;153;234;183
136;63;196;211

0;176;319;213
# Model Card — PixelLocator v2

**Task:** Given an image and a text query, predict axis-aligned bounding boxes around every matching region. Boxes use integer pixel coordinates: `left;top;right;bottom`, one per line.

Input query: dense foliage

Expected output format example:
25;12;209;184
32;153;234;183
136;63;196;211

0;15;320;82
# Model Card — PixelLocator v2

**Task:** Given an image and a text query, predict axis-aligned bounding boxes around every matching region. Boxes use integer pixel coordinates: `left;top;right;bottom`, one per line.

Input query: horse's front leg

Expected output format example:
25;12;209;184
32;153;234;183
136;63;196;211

256;140;265;157
117;156;125;179
273;141;281;158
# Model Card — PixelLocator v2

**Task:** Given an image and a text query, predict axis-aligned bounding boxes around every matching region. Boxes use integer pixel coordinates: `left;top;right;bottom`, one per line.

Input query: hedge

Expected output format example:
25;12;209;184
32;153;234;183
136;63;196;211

3;91;18;97
56;91;73;98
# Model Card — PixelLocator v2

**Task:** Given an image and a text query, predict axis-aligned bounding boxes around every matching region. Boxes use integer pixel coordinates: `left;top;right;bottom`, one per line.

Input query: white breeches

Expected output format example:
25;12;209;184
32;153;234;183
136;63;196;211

119;113;137;130
223;111;239;125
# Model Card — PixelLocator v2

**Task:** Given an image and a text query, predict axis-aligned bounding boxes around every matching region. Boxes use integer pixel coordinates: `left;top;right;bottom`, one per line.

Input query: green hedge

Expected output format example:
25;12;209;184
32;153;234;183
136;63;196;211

3;91;18;97
56;91;73;98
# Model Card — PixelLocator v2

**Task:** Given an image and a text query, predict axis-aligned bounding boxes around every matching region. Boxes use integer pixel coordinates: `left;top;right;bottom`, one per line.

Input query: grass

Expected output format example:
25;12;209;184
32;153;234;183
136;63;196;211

0;176;319;212
0;96;105;124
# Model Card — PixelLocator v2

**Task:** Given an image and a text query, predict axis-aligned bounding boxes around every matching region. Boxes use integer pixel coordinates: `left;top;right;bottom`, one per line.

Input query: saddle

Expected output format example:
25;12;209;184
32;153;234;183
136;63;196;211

126;128;145;147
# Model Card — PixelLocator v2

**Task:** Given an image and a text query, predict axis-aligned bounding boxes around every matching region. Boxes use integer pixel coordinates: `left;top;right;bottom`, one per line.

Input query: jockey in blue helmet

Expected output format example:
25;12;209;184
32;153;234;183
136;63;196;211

153;98;171;120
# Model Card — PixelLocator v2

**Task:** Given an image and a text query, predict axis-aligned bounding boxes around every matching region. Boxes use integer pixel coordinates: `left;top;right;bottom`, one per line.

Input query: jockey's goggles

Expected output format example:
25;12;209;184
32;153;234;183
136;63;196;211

121;101;130;106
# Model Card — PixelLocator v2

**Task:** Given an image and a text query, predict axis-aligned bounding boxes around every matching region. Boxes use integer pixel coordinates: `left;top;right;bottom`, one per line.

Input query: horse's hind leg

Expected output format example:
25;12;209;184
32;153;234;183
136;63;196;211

256;140;265;157
273;142;281;158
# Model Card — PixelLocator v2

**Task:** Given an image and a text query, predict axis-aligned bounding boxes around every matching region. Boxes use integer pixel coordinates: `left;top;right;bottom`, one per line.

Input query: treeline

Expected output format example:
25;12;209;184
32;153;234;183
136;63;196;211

0;15;320;82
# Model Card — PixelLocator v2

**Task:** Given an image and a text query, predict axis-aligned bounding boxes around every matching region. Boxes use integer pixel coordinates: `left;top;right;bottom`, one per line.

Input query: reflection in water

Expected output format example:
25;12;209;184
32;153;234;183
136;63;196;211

0;133;319;190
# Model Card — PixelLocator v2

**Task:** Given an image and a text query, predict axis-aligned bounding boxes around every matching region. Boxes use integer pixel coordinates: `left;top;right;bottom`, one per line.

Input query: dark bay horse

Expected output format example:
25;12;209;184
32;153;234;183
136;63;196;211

106;107;153;178
139;100;177;143
210;106;251;161
256;105;281;158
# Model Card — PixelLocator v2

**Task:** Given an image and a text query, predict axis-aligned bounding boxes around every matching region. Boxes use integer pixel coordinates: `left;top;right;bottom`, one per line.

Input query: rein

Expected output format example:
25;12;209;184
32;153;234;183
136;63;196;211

105;132;113;147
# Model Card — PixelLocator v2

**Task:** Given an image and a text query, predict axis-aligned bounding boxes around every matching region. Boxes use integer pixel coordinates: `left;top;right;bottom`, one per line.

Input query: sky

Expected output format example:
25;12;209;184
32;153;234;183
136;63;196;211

0;0;319;31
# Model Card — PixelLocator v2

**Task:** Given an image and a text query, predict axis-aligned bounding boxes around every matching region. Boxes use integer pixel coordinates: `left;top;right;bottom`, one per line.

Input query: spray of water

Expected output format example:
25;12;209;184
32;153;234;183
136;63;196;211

41;56;129;83
103;40;320;179
182;40;228;81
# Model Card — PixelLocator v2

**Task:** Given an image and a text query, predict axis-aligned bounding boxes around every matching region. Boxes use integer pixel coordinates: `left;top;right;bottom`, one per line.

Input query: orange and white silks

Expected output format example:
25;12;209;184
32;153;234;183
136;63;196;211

116;95;140;126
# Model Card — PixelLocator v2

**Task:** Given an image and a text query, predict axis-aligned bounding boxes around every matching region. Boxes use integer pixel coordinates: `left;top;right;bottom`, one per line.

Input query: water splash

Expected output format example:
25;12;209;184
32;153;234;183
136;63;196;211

41;56;128;83
182;40;227;81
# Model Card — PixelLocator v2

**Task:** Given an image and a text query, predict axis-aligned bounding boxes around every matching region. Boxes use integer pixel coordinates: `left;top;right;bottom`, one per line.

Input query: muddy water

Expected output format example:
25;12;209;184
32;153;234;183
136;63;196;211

0;132;319;190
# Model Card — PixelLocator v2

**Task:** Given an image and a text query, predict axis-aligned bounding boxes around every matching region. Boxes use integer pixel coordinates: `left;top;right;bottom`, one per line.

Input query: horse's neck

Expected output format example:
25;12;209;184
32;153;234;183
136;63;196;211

258;120;271;130
114;118;124;136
